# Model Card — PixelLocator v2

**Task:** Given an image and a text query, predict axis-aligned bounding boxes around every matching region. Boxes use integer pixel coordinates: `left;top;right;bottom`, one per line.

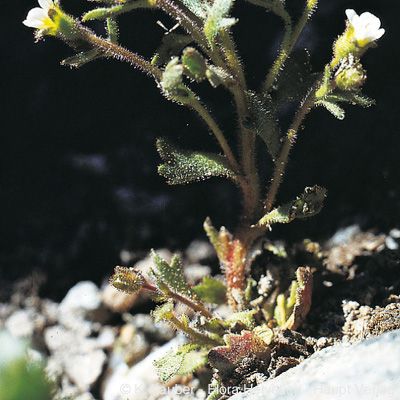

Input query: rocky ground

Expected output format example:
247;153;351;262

0;226;399;399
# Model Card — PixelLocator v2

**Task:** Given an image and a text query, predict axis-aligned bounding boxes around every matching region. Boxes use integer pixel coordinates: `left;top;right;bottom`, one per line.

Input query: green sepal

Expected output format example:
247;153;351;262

152;250;194;298
257;185;327;227
153;343;209;382
193;277;227;305
157;138;237;185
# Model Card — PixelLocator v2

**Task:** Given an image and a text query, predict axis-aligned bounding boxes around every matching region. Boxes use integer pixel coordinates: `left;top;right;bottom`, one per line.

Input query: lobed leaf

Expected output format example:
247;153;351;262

152;251;194;298
257;185;327;227
157;138;236;185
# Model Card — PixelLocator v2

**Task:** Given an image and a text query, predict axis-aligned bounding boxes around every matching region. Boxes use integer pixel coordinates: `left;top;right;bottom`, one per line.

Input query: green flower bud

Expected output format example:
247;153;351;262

182;47;207;82
110;266;145;294
335;59;366;91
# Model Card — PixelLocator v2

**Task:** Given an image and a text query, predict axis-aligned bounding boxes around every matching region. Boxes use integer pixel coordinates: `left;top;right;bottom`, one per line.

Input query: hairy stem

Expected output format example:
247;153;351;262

263;0;318;92
169;314;223;346
190;98;241;174
168;289;214;319
78;27;162;80
219;32;260;224
264;90;316;212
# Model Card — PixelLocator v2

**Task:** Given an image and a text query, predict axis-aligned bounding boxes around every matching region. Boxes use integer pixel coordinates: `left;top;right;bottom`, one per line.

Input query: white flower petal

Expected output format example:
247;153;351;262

345;9;358;23
38;0;53;11
375;28;385;40
360;13;381;35
23;17;44;28
24;7;48;22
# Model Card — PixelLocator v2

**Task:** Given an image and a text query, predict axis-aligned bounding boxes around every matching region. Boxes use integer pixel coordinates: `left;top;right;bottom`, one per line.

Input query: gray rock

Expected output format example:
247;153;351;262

102;336;185;400
5;309;43;338
64;349;106;392
59;281;102;314
231;329;400;400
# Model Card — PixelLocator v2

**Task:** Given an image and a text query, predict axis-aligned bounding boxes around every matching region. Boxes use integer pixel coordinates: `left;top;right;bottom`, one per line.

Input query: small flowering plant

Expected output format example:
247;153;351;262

24;0;384;396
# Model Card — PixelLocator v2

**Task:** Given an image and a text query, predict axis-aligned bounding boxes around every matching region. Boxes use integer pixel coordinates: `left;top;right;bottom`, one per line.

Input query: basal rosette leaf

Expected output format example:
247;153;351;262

154;343;209;382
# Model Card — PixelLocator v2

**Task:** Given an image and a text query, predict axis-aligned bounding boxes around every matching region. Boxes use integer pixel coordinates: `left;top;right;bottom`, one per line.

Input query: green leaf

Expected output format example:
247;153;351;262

317;100;345;120
61;49;103;68
152;251;195;298
157;138;236;185
247;91;281;160
325;91;375;108
193;277;227;304
82;0;154;22
204;0;237;46
257;185;327;227
225;309;257;329
274;49;317;106
154;344;208;382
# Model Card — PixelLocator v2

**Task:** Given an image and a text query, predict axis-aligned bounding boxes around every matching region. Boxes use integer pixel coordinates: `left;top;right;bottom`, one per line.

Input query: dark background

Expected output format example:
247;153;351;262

1;0;398;298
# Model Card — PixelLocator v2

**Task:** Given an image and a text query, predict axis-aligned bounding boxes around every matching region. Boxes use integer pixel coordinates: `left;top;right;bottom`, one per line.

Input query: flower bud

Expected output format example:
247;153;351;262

335;59;366;91
110;266;145;294
182;47;207;82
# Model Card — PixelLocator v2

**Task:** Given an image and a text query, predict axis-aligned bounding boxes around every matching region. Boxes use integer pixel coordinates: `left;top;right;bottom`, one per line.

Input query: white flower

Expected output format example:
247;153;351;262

345;9;385;47
23;0;56;30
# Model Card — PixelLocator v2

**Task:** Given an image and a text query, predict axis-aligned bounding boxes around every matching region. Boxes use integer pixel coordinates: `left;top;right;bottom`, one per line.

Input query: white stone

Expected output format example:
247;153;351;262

231;329;400;400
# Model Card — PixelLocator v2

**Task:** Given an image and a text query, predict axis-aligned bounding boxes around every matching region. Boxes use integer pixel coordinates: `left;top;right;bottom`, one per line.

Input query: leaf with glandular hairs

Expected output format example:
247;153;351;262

157;138;236;185
257;185;327;227
317;100;345;120
152;251;195;298
193;277;227;304
247;91;281;160
61;49;103;68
